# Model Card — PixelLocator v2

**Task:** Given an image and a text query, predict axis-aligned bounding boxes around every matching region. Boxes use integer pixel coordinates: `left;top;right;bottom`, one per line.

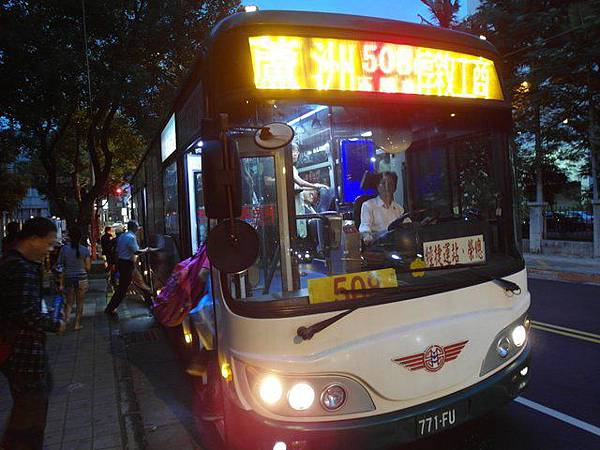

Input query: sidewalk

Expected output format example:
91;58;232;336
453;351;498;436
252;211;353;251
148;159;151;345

524;253;600;285
1;274;208;450
1;278;125;450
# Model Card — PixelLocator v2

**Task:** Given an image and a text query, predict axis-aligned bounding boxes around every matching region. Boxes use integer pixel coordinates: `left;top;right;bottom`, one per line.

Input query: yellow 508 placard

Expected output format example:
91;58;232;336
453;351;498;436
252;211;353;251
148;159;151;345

308;268;398;304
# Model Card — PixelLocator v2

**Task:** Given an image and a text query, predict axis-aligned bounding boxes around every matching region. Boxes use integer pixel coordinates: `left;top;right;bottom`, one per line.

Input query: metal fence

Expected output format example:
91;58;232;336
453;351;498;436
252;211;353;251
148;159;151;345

521;206;594;242
544;207;593;242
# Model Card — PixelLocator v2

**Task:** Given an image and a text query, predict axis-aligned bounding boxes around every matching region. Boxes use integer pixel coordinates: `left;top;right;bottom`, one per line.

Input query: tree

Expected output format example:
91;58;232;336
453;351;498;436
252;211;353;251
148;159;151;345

466;0;599;206
0;127;29;215
1;0;241;236
418;0;461;28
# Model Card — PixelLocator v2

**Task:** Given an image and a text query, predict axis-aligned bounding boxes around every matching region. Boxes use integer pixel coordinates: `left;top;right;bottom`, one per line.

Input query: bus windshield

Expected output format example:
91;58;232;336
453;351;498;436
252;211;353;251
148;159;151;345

227;101;522;313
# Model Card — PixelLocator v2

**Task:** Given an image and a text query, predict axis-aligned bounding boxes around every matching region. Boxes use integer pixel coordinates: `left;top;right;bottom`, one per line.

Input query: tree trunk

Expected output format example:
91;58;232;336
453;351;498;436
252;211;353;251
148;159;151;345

534;104;544;203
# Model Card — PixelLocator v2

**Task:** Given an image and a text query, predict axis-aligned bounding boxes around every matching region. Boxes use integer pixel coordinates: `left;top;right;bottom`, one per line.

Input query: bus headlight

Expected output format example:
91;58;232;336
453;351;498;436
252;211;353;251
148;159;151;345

496;336;511;358
480;312;529;376
321;384;347;411
511;325;527;347
246;366;374;417
288;383;315;410
259;375;283;405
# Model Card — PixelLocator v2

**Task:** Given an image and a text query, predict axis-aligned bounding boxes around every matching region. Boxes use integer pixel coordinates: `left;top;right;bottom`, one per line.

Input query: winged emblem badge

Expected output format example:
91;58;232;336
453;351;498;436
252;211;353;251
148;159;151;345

392;340;469;372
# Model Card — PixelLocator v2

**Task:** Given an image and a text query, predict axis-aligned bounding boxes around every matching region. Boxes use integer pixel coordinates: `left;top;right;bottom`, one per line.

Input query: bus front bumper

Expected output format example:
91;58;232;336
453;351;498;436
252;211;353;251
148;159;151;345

226;345;531;450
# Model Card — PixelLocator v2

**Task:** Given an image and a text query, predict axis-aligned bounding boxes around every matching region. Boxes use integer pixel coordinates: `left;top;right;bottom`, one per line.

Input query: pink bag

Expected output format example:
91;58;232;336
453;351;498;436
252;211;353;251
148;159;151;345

153;245;209;327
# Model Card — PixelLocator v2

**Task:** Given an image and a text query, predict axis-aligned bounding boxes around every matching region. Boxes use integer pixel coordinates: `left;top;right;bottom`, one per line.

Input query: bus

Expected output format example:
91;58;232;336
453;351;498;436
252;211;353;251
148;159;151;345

130;10;531;450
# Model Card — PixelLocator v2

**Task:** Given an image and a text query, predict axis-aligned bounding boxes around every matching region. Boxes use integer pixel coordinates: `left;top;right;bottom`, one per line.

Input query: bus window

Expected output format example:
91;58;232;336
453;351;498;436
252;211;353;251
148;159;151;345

224;101;519;309
186;153;207;253
163;161;179;242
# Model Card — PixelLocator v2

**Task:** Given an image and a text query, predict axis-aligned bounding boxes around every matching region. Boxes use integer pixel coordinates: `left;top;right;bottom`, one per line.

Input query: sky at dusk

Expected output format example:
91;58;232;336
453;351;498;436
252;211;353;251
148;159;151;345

251;0;468;24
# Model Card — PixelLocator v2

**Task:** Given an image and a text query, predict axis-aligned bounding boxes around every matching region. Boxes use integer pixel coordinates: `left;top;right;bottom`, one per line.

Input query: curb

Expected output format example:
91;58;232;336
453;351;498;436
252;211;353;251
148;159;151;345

109;314;147;449
527;268;600;286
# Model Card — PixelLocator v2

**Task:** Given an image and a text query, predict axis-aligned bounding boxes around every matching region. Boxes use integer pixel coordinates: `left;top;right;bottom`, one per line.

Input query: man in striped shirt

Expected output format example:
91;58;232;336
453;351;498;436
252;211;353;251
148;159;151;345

0;217;66;450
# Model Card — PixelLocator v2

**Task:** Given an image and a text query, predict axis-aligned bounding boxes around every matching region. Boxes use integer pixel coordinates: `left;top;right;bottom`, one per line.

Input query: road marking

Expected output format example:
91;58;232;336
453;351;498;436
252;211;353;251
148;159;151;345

530;321;600;344
531;321;600;339
514;396;600;437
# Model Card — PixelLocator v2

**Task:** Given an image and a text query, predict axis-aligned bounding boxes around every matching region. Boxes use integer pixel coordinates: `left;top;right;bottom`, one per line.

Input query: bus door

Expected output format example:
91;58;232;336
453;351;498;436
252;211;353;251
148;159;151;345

232;136;294;298
185;152;208;254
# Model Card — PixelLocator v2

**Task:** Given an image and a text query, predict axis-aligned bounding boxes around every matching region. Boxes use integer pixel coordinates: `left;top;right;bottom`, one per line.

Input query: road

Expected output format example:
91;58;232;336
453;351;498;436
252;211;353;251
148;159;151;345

392;278;600;450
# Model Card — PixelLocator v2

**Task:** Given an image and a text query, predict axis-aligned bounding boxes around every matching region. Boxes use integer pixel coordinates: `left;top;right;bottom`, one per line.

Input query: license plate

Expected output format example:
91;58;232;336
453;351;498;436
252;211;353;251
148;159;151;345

416;401;467;438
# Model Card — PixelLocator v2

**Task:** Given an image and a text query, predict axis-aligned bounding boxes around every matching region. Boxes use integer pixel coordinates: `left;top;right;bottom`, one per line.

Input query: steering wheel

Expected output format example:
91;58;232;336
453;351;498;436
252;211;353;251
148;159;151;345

387;212;412;231
387;208;433;231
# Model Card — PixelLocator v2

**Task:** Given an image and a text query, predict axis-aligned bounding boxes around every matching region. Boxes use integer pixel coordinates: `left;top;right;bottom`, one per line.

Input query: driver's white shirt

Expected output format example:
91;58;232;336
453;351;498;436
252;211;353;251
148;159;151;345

359;196;405;234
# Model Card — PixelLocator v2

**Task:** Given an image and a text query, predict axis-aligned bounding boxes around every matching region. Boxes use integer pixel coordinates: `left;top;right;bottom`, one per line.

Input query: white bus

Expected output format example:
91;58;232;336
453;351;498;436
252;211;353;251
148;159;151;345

131;10;531;450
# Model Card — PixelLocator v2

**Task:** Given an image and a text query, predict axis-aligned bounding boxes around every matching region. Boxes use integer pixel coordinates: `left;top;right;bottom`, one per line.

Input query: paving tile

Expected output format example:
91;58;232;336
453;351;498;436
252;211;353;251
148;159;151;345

64;414;93;429
45;418;66;434
68;399;93;411
63;423;93;439
48;402;68;417
61;437;92;450
44;430;64;446
92;432;123;449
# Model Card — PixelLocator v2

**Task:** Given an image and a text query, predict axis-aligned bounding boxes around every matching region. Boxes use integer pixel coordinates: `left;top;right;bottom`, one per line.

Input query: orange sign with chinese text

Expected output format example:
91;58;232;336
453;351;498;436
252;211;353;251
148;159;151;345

248;36;503;100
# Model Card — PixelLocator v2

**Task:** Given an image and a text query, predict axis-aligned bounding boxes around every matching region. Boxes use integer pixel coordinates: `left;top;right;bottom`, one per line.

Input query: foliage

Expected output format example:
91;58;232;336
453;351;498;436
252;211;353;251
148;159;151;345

465;0;600;205
0;127;29;213
0;0;241;229
419;0;461;28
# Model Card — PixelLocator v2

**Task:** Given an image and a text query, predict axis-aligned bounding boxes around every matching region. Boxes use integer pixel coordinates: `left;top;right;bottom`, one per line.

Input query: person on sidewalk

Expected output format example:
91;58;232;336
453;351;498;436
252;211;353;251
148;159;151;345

0;217;66;450
104;221;154;316
100;227;119;291
100;226;114;260
57;228;91;331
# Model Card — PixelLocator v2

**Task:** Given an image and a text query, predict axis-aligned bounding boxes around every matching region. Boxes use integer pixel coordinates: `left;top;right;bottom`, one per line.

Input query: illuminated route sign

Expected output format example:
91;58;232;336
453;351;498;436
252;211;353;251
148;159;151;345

248;36;503;100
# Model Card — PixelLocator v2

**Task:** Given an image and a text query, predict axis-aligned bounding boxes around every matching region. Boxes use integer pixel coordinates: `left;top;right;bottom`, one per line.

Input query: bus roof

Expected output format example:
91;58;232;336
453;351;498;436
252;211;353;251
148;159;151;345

209;10;499;57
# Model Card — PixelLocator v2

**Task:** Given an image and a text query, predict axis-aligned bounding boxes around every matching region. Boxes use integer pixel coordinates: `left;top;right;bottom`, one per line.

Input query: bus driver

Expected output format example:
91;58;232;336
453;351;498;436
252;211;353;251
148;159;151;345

359;171;409;244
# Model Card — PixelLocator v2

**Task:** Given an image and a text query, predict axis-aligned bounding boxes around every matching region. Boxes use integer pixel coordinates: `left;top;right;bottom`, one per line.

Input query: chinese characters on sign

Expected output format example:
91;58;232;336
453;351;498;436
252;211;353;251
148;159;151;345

248;36;503;100
423;235;485;268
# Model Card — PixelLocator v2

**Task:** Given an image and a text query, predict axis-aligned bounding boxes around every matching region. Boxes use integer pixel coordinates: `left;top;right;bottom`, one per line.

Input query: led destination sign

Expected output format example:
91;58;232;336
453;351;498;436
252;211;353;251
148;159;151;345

249;36;503;100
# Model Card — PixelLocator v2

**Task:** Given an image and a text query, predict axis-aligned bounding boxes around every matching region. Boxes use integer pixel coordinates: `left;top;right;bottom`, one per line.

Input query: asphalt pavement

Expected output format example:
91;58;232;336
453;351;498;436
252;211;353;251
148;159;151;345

393;277;600;450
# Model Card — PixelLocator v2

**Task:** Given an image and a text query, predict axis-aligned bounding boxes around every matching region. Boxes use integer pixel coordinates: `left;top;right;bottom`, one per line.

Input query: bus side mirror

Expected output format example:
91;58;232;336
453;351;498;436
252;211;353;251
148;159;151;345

201;140;242;219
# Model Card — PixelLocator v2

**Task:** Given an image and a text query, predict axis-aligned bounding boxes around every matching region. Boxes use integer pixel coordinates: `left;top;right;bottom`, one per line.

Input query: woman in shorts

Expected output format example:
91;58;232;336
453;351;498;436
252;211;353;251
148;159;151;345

58;228;91;330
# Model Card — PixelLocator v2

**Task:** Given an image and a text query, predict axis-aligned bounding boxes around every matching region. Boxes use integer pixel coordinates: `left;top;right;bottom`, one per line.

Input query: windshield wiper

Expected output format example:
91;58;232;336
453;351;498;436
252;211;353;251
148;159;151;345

423;263;521;294
295;264;521;341
391;263;521;295
296;282;447;341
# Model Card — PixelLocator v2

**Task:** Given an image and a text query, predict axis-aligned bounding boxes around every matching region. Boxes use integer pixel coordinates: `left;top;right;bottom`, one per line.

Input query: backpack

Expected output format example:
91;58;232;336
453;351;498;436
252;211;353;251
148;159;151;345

152;244;210;327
